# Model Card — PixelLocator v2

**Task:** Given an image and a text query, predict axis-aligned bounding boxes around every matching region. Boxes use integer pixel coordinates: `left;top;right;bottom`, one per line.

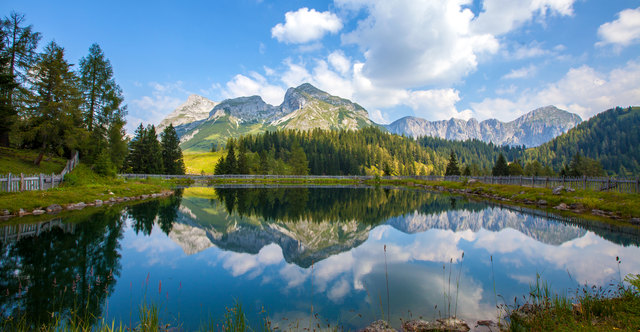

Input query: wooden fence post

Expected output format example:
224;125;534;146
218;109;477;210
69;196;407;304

20;173;24;192
583;175;587;190
7;173;11;192
39;174;43;190
51;173;55;188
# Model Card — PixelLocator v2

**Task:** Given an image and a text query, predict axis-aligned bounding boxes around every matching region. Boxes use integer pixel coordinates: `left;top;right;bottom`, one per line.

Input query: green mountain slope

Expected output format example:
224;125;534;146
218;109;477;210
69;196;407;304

178;84;372;153
527;106;640;175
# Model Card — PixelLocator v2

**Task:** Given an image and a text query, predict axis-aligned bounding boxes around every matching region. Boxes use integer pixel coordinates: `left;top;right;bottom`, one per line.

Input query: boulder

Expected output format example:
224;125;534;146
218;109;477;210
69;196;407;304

537;199;547;205
32;209;45;215
18;208;26;216
2;209;10;216
95;199;103;207
360;320;397;332
552;186;564;195
554;203;569;211
46;204;62;213
402;318;470;332
467;179;478;184
630;218;640;225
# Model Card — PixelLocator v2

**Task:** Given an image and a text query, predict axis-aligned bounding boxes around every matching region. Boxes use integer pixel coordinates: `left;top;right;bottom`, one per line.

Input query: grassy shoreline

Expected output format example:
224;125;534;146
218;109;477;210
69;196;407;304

3;173;638;225
0;164;190;217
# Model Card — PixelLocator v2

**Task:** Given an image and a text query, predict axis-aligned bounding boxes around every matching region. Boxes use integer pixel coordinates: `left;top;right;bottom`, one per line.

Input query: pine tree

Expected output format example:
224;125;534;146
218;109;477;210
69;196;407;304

237;144;249;174
289;143;309;175
0;33;17;147
142;125;163;174
0;12;40;146
492;153;509;176
78;43;127;168
161;124;185;175
24;42;85;165
225;140;237;174
445;151;461;176
127;123;145;173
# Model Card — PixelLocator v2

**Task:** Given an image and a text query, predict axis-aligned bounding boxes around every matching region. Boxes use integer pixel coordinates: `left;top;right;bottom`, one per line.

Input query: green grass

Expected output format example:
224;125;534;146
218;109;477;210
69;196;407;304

0;147;67;175
183;151;225;174
366;178;640;221
505;274;640;331
0;163;172;214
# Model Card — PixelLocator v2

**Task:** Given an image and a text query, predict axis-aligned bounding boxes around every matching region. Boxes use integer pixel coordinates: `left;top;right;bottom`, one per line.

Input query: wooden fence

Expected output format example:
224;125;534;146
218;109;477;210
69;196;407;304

0;151;79;193
118;173;640;194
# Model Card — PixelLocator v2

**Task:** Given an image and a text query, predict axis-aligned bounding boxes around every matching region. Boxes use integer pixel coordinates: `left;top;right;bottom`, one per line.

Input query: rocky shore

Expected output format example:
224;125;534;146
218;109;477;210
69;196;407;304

411;181;640;226
1;190;174;220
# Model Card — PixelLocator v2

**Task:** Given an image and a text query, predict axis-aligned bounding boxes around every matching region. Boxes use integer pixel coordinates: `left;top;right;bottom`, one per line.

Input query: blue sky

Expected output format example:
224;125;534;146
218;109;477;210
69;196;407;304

2;0;639;133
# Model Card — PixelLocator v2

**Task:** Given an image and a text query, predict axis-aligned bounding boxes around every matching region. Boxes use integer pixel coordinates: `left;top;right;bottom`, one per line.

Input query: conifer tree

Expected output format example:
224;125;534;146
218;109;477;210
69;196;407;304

142;125;163;174
78;43;127;168
289;143;309;175
492;153;509;176
445;151;461;176
25;41;85;165
237;144;249;174
225;140;237;174
127;123;145;173
161;124;185;175
0;33;17;147
0;12;41;146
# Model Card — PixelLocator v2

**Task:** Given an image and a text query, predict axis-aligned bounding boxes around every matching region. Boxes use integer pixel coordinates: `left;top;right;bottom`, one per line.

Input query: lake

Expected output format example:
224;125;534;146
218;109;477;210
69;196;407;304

2;185;640;330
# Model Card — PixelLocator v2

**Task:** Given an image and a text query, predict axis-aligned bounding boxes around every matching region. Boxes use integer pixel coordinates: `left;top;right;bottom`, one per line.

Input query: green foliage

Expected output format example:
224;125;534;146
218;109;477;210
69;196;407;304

0;12;41;147
445;151;461;176
22;41;86;163
78;43;128;171
93;148;116;176
127;124;165;174
560;152;605;177
508;159;524;176
492;153;509;176
418;136;525;175
160;124;185;175
529;106;640;176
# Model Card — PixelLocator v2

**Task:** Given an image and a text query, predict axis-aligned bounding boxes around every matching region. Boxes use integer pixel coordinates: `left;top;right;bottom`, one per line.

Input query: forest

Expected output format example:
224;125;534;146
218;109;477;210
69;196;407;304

0;12;184;176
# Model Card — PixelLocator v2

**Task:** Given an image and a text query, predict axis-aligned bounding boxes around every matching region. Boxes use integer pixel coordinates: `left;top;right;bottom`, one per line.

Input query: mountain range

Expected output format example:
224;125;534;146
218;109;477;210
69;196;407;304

159;83;581;152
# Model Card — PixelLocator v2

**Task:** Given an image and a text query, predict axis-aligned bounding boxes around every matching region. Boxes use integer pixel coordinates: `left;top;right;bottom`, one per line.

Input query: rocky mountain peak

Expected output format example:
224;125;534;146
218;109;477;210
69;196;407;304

157;94;217;132
385;105;582;147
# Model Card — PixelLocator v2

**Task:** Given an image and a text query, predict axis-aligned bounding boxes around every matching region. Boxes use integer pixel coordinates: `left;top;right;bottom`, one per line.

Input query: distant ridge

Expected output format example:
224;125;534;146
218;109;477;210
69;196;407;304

385;105;582;147
156;83;582;151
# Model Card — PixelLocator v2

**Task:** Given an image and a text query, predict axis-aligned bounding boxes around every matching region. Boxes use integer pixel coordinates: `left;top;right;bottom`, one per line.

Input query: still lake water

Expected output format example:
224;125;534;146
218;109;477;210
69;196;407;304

2;186;640;330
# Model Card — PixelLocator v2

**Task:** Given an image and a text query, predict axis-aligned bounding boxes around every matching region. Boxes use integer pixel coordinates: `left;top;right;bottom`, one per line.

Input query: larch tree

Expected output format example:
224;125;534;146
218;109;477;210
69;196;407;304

0;12;41;146
25;42;85;165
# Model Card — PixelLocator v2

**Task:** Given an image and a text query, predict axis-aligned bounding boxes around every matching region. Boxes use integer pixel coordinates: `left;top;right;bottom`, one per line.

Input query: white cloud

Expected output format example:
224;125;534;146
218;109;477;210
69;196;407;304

502;64;537;79
271;8;343;44
406;89;473;120
129;81;187;133
369;109;390;124
328;51;351;75
223;72;286;106
596;7;640;49
338;0;499;87
471;59;640;121
472;0;576;35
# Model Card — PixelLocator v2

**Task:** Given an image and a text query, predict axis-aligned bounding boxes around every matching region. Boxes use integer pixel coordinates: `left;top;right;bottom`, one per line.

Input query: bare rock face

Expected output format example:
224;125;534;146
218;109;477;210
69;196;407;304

158;94;218;135
385;106;582;148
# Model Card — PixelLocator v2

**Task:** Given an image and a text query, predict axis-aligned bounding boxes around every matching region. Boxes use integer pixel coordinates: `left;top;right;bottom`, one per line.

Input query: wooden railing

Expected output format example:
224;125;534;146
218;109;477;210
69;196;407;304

0;151;79;193
118;173;640;194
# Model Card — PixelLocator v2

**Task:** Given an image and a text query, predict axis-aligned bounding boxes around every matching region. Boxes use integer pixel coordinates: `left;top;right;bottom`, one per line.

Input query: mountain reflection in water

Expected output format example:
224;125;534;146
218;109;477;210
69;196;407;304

1;186;639;330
